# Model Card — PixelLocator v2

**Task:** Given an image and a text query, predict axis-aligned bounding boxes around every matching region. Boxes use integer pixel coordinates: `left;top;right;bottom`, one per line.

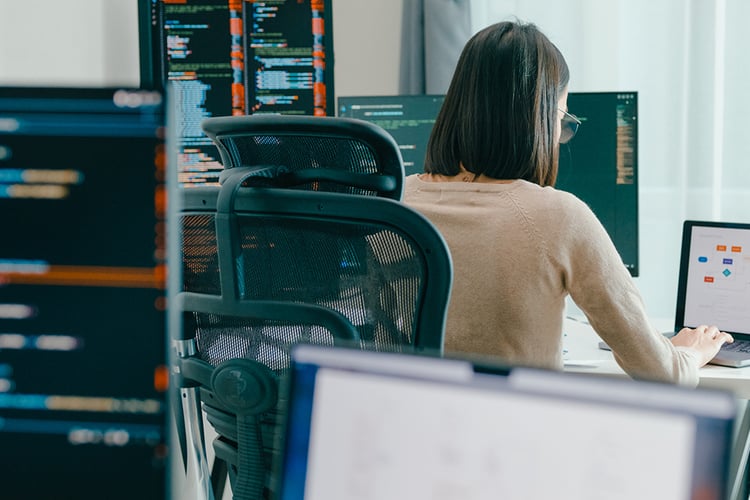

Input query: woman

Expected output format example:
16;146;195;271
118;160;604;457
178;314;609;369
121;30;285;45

403;20;732;385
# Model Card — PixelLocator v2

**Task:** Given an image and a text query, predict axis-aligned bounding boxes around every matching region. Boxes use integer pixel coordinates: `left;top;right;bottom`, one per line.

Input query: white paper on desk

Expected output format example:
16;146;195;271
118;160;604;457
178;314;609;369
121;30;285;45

304;371;694;500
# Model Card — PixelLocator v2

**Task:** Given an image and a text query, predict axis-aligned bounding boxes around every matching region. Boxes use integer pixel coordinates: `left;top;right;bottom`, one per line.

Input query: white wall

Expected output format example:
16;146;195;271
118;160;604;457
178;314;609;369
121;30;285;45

332;0;404;96
0;0;140;87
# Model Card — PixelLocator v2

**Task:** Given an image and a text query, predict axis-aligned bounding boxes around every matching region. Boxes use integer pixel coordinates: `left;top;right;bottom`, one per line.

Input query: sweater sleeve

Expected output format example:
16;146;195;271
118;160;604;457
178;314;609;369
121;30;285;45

552;193;701;386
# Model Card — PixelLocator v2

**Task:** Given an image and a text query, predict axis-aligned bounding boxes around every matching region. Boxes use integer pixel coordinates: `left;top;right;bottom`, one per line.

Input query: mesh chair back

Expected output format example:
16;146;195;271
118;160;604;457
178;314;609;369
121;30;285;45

201;115;404;199
182;213;221;295
183;210;441;364
181;176;450;357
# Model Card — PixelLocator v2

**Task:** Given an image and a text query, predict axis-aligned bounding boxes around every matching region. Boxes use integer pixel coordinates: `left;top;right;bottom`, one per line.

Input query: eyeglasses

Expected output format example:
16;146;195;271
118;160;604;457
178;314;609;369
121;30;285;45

559;108;581;144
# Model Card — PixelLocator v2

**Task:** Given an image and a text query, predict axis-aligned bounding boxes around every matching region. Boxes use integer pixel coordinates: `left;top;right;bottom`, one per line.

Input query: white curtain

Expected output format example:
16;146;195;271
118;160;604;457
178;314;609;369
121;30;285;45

449;0;750;318
400;0;473;95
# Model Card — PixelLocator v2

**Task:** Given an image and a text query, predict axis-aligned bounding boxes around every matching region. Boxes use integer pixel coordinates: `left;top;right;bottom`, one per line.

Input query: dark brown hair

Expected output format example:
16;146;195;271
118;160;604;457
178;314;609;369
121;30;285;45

424;21;569;186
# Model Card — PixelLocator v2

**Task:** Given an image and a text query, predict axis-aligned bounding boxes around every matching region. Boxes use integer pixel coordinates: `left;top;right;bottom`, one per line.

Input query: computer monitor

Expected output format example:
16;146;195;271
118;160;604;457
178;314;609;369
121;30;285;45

278;345;736;500
0;87;168;499
138;0;335;187
338;92;639;276
337;95;445;176
558;92;639;276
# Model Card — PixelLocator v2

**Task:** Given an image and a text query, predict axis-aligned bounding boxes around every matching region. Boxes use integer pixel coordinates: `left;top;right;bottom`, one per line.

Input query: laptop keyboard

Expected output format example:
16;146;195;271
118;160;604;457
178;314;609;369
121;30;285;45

721;339;750;353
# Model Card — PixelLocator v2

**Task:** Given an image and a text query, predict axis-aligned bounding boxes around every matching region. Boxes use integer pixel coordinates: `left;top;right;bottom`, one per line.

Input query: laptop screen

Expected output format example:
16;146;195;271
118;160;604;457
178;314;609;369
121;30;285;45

677;220;750;334
277;345;735;500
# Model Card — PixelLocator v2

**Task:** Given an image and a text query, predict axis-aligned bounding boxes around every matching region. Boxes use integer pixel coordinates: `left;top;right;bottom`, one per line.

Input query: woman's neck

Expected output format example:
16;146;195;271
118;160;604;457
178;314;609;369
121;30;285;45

421;163;515;184
418;170;515;184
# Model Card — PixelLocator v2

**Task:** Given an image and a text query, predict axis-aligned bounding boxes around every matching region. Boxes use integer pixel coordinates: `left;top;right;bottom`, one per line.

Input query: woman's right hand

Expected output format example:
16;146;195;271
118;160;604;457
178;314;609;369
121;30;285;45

670;324;734;366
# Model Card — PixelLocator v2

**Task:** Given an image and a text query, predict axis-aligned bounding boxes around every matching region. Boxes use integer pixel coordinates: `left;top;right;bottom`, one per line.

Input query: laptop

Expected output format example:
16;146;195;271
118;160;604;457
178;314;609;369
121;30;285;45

600;220;750;367
274;344;736;500
672;220;750;367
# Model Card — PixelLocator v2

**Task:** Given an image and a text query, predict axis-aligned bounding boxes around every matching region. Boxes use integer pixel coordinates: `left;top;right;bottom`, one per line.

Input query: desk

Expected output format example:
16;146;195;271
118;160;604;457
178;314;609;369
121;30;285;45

562;317;750;398
562;317;750;500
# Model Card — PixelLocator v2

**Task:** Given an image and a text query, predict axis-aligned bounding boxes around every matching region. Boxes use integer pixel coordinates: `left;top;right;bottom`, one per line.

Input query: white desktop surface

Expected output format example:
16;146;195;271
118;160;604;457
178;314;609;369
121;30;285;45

562;317;750;399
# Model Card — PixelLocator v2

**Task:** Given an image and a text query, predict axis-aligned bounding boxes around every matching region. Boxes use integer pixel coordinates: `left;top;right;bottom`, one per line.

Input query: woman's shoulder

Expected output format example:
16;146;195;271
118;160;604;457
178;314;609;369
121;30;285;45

515;181;593;212
509;182;605;236
403;174;596;216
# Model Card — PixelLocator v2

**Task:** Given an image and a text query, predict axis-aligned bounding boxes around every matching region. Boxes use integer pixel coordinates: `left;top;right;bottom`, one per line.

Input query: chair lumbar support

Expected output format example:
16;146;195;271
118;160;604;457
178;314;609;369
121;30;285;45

211;358;278;499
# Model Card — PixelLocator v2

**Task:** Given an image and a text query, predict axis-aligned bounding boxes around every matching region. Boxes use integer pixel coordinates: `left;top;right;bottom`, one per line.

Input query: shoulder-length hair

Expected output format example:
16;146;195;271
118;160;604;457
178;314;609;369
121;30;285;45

424;21;569;187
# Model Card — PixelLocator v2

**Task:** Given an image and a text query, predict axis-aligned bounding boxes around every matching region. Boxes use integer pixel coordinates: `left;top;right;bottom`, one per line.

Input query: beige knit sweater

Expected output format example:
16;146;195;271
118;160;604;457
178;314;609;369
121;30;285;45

404;174;701;386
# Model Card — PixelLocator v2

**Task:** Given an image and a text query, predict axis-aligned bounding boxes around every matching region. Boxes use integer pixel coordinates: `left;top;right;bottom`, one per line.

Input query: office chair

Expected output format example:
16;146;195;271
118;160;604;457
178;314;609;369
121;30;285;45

173;116;452;500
